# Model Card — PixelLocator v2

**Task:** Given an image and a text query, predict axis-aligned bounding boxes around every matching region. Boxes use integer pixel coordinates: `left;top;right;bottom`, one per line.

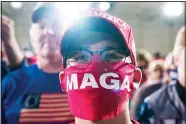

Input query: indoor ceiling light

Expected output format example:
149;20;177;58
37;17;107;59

10;2;22;9
163;2;183;17
54;2;83;29
99;2;110;11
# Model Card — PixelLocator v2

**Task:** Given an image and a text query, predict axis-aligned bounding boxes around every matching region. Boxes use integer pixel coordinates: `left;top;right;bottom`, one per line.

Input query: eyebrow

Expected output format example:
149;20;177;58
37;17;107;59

74;46;126;52
80;46;117;50
103;46;121;50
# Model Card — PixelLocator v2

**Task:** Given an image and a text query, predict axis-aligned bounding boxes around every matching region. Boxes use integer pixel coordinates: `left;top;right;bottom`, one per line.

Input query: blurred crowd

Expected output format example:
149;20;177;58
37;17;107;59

1;2;185;124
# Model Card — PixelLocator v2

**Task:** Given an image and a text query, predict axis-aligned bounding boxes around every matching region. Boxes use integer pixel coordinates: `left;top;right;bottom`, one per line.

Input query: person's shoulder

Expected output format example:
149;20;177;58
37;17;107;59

11;64;38;74
138;83;149;91
144;81;176;110
9;64;39;78
141;80;163;90
142;81;163;93
144;87;165;104
135;82;159;96
2;64;38;86
2;64;40;100
145;81;175;102
134;83;151;95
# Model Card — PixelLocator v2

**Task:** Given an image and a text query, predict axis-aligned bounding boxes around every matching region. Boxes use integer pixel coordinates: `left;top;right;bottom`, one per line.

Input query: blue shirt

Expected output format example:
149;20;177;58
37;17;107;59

2;64;74;124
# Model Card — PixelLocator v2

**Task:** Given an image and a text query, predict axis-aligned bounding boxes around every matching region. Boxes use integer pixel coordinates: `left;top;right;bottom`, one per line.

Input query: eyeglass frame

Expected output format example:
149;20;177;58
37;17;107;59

63;47;131;68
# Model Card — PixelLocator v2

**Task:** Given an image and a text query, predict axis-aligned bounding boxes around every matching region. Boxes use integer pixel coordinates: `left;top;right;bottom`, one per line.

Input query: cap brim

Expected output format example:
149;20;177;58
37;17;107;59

32;4;57;23
61;17;127;55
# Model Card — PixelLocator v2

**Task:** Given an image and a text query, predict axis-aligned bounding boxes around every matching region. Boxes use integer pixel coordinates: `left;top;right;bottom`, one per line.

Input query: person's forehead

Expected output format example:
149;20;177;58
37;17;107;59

89;40;117;51
76;31;115;41
31;17;63;31
73;31;125;49
37;17;59;25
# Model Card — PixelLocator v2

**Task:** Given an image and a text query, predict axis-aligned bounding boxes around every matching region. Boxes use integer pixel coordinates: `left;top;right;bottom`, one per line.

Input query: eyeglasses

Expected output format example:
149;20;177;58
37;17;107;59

66;48;131;68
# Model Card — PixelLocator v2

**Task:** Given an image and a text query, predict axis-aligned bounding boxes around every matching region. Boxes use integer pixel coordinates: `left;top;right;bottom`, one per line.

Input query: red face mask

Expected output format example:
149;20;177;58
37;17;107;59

60;54;139;120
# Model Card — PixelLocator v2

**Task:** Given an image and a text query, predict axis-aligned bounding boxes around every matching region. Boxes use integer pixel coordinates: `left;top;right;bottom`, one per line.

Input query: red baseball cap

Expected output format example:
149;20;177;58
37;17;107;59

60;8;137;66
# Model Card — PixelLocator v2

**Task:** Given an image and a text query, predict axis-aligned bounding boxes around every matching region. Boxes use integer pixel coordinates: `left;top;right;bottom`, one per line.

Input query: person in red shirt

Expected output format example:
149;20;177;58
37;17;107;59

59;9;142;124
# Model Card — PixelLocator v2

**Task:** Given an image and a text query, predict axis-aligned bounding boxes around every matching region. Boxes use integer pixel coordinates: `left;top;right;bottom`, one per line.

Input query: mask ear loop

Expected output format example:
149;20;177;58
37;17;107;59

133;68;142;90
59;71;67;93
128;68;142;99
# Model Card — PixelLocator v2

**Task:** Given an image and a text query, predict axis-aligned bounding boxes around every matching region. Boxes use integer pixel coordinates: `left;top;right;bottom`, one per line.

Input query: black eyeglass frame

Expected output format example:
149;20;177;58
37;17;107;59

64;47;131;69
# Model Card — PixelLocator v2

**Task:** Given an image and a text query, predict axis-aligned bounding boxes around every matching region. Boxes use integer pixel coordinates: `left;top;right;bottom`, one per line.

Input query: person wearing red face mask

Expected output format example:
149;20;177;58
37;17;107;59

59;8;142;124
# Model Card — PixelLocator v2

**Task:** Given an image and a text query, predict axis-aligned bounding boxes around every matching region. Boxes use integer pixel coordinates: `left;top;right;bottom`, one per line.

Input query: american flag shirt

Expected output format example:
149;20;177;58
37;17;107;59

2;64;74;124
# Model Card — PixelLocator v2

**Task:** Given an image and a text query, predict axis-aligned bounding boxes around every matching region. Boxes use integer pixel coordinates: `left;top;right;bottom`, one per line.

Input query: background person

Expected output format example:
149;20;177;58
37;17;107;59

2;3;74;124
137;26;186;124
130;59;165;120
136;49;153;84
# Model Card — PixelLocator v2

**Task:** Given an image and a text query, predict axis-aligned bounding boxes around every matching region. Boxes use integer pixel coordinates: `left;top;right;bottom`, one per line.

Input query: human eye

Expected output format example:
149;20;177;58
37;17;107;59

102;50;125;62
75;55;90;61
68;50;91;65
103;53;118;60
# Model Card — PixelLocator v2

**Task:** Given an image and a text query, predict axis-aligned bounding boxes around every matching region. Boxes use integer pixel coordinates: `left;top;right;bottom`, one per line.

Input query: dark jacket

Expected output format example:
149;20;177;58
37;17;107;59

138;81;186;124
130;80;164;119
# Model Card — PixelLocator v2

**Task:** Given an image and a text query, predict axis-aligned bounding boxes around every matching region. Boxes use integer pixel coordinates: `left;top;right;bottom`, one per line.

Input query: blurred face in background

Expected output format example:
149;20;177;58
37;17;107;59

137;60;148;71
164;52;178;83
136;49;153;83
29;17;63;65
137;59;149;83
148;60;164;81
177;48;185;87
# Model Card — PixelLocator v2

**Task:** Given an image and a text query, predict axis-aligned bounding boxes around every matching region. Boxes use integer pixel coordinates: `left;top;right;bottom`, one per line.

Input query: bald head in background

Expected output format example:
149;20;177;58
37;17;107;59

173;26;185;87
